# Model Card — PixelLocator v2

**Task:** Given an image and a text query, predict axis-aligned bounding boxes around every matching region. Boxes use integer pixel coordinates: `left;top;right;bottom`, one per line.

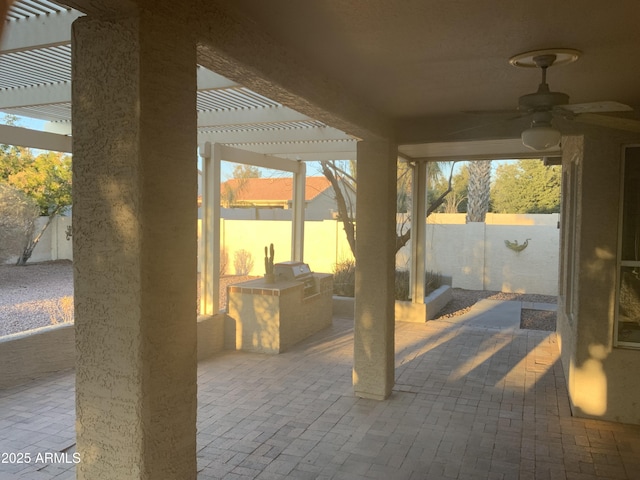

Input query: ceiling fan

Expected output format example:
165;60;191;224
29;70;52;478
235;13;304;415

508;49;638;150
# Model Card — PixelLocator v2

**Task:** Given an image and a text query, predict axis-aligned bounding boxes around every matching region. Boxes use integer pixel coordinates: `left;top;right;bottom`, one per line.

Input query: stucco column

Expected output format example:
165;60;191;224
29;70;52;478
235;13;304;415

353;139;397;400
292;160;306;261
72;14;197;480
200;142;221;315
410;160;427;303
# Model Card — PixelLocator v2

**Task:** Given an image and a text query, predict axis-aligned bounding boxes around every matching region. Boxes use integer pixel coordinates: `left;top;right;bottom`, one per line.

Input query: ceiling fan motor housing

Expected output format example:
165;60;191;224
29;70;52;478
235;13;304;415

519;88;570;112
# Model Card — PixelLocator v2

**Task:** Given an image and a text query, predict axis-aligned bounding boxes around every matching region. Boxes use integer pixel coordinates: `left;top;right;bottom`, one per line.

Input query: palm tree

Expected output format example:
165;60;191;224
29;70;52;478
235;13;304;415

466;160;492;222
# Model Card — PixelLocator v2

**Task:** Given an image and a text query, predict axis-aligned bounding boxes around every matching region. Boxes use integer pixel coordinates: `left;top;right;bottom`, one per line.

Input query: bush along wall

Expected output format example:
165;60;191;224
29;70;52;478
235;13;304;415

332;261;441;301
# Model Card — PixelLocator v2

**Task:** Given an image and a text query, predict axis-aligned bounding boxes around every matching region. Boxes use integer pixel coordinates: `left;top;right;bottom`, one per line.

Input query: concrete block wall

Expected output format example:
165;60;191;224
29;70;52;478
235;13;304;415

0;324;75;389
3;216;73;265
0;315;229;389
397;214;560;295
8;214;559;295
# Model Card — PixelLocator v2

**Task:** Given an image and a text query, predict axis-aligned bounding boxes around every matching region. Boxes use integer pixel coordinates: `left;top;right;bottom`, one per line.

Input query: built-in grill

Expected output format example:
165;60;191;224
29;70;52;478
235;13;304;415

274;261;317;297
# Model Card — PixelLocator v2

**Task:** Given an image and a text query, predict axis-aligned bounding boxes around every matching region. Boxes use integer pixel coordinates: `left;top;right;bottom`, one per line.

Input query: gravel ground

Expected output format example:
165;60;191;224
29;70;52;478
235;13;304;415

0;262;557;337
0;261;74;337
0;261;255;337
434;288;557;331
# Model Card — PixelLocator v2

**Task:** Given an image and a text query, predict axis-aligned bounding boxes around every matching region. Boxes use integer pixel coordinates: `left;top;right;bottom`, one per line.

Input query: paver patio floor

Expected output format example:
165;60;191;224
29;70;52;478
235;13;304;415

1;310;639;479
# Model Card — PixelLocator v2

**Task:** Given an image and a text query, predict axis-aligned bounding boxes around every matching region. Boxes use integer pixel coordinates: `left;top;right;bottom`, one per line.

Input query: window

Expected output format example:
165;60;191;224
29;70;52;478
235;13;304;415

616;146;640;347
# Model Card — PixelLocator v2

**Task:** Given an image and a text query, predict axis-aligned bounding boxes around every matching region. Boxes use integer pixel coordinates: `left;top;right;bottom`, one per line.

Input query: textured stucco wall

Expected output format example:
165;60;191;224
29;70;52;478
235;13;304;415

558;134;640;425
282;274;333;350
72;12;198;479
556;135;582;416
0;324;74;389
484;224;558;294
420;223;559;295
197;314;226;360
227;274;333;353
353;140;397;400
0;317;224;388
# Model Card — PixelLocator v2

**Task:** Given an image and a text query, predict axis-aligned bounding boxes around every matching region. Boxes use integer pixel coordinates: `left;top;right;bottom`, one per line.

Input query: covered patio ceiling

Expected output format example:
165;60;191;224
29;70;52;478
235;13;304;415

2;0;640;160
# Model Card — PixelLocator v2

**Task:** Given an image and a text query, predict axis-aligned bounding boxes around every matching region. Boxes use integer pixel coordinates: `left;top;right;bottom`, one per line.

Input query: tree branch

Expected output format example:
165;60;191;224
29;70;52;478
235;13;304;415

395;161;457;253
321;161;356;257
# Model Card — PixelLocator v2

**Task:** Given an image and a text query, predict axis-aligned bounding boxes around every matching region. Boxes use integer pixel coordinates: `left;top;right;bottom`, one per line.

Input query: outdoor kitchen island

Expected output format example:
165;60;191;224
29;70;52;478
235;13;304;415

227;262;333;354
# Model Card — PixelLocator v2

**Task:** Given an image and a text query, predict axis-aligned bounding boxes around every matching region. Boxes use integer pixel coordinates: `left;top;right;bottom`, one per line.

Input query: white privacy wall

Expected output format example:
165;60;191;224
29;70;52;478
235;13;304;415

421;221;559;295
13;214;559;295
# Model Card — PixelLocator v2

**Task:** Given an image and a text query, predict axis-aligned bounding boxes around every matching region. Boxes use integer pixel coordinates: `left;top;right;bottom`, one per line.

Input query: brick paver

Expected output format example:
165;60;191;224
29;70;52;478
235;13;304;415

1;314;639;479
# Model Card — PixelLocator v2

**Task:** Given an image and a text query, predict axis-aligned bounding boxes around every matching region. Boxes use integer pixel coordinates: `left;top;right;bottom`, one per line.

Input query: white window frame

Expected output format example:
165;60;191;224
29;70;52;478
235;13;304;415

615;145;640;349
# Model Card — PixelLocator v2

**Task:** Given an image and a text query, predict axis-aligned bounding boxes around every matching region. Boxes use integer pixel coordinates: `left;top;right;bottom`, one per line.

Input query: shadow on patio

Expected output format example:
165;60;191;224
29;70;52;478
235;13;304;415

1;312;639;479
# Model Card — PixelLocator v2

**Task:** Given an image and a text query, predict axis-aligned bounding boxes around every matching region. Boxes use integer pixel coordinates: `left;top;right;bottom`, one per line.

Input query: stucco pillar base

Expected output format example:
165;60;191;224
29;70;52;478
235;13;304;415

72;13;197;479
354;390;389;401
353;139;397;400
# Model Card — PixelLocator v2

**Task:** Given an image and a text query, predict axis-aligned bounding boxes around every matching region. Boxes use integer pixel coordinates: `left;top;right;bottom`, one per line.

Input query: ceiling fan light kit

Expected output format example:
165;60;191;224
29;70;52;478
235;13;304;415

506;47;636;151
521;125;562;150
521;110;562;150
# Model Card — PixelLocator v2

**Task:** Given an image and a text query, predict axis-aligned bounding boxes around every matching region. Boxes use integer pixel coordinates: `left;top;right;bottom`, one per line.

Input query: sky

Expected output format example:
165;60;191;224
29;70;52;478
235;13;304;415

4;114;45;130
4;114;519;181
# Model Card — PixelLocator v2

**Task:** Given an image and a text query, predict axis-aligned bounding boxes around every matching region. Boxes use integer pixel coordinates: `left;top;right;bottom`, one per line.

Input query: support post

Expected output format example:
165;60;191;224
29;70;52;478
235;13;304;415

410;160;427;303
199;142;221;315
353;139;397;400
72;13;197;479
292;161;306;261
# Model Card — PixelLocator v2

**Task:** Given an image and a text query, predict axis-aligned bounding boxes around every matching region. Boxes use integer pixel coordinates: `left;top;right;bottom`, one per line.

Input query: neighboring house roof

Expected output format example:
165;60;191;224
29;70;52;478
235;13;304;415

222;176;332;203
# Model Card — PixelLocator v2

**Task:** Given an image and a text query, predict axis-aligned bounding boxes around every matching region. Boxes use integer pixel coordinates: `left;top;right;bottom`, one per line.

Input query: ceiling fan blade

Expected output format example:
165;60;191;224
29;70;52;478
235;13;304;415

463;109;520;115
559;101;633;114
574;113;640;133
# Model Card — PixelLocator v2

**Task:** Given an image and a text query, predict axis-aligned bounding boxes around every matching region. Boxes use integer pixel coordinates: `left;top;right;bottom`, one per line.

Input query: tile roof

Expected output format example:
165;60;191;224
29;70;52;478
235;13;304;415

221;176;332;202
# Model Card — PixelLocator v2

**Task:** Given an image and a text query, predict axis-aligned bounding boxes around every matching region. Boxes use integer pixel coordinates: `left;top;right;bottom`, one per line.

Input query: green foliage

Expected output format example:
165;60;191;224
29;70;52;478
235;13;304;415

395;270;443;299
1;149;72;216
332;261;442;301
0;183;40;263
264;243;274;274
0;137;72;264
429;163;469;213
222;164;262;207
231;163;261;179
332;259;356;297
425;270;442;295
491;159;561;214
0;145;30;180
394;270;410;301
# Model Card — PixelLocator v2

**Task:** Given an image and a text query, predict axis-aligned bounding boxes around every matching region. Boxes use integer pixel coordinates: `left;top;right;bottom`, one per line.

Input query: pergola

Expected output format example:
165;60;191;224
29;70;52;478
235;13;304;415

1;2;358;157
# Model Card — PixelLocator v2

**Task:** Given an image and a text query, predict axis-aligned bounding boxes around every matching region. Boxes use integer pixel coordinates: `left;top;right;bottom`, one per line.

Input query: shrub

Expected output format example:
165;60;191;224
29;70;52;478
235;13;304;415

425;270;443;295
331;262;442;300
0;183;39;264
233;249;254;275
333;259;355;297
397;270;443;300
46;296;74;325
394;270;410;301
